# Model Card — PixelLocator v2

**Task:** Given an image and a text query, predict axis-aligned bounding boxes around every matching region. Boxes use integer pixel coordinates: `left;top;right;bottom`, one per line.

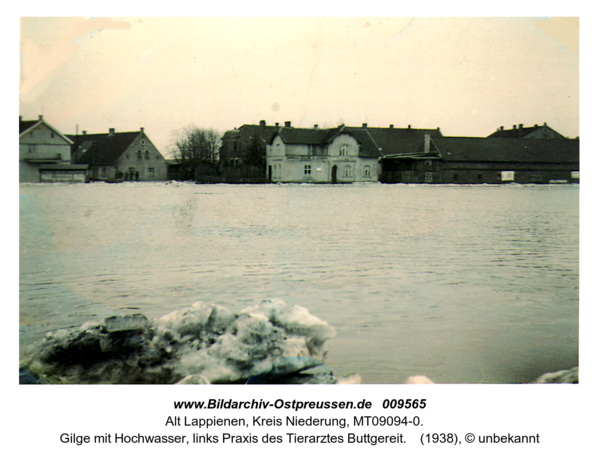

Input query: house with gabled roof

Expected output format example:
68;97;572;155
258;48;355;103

265;122;442;183
19;115;88;183
68;127;168;182
266;122;378;183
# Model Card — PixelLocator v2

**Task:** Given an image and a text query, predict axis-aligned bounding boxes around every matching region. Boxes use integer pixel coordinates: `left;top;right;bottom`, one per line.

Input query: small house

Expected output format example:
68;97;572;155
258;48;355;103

69;127;168;182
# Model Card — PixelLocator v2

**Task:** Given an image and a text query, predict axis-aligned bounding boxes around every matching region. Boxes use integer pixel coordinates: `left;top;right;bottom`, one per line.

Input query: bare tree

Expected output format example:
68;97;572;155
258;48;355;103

170;125;221;179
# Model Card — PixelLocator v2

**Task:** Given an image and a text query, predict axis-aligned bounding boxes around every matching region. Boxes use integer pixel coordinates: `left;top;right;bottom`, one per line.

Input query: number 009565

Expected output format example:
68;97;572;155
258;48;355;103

382;399;426;409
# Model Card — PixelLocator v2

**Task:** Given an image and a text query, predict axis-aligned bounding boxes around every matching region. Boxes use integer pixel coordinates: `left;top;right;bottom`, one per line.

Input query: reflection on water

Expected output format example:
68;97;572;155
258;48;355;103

19;182;579;383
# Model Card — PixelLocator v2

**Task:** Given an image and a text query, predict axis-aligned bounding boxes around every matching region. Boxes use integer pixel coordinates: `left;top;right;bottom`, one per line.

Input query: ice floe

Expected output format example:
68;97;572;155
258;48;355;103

20;299;341;384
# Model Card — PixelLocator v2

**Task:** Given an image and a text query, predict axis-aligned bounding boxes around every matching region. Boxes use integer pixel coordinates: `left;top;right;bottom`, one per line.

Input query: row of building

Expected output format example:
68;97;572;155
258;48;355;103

19;116;168;183
19;116;579;185
223;120;579;185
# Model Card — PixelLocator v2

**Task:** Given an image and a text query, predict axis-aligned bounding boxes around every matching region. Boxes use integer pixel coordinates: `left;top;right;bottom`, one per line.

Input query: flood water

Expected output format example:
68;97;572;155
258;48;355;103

19;182;579;384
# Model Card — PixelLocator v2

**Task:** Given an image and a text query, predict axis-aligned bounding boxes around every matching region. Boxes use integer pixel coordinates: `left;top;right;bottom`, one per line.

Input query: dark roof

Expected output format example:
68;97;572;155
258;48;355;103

224;124;280;147
67;132;140;166
260;124;442;158
487;124;565;139
19;117;74;144
432;137;579;163
225;123;443;156
336;127;382;158
264;125;383;158
272;126;334;145
19;120;39;134
367;127;442;155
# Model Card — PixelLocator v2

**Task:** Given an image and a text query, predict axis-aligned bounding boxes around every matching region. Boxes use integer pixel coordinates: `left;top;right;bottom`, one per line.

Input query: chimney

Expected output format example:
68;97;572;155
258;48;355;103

109;128;115;136
543;122;547;126
260;120;266;127
19;115;22;122
534;124;538;127
38;115;44;121
513;125;516;129
424;133;431;154
362;123;368;128
314;124;319;129
500;126;504;131
408;125;411;129
389;124;394;128
518;124;523;129
284;121;291;127
275;122;279;127
82;131;87;135
140;127;144;133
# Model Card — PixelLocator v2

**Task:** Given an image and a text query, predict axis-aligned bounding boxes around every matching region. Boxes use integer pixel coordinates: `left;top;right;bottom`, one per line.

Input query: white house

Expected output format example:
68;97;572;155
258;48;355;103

19;115;87;183
266;123;382;183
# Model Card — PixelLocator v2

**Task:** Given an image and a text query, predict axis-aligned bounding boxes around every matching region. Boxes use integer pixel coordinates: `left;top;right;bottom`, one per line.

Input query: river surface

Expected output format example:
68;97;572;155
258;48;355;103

19;182;579;384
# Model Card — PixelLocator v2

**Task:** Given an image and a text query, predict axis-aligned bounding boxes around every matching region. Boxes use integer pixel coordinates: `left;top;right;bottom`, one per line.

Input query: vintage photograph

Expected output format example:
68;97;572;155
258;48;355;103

19;17;579;385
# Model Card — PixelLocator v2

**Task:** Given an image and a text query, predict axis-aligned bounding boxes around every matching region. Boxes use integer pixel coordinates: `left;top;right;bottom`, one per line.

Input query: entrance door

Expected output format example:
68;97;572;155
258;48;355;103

331;165;337;184
268;165;272;181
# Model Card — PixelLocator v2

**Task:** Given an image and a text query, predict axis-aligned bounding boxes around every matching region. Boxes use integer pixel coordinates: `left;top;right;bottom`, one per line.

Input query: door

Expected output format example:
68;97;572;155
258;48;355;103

331;165;337;184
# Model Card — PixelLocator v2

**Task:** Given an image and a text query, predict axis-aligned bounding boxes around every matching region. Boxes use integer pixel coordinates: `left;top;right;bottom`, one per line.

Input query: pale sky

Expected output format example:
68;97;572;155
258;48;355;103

19;17;579;156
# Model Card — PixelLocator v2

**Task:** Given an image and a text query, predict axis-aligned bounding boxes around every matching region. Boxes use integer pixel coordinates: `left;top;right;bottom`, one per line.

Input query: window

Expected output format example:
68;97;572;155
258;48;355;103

501;171;515;181
148;168;155;177
363;165;371;177
101;167;107;177
145;151;150;160
137;151;142;160
343;165;352;177
425;172;432;182
28;145;36;153
453;173;458;181
304;165;311;175
339;144;348;156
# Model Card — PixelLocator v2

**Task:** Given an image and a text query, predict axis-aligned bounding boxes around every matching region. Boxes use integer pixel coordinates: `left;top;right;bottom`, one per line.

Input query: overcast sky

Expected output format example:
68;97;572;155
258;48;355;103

19;17;579;156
